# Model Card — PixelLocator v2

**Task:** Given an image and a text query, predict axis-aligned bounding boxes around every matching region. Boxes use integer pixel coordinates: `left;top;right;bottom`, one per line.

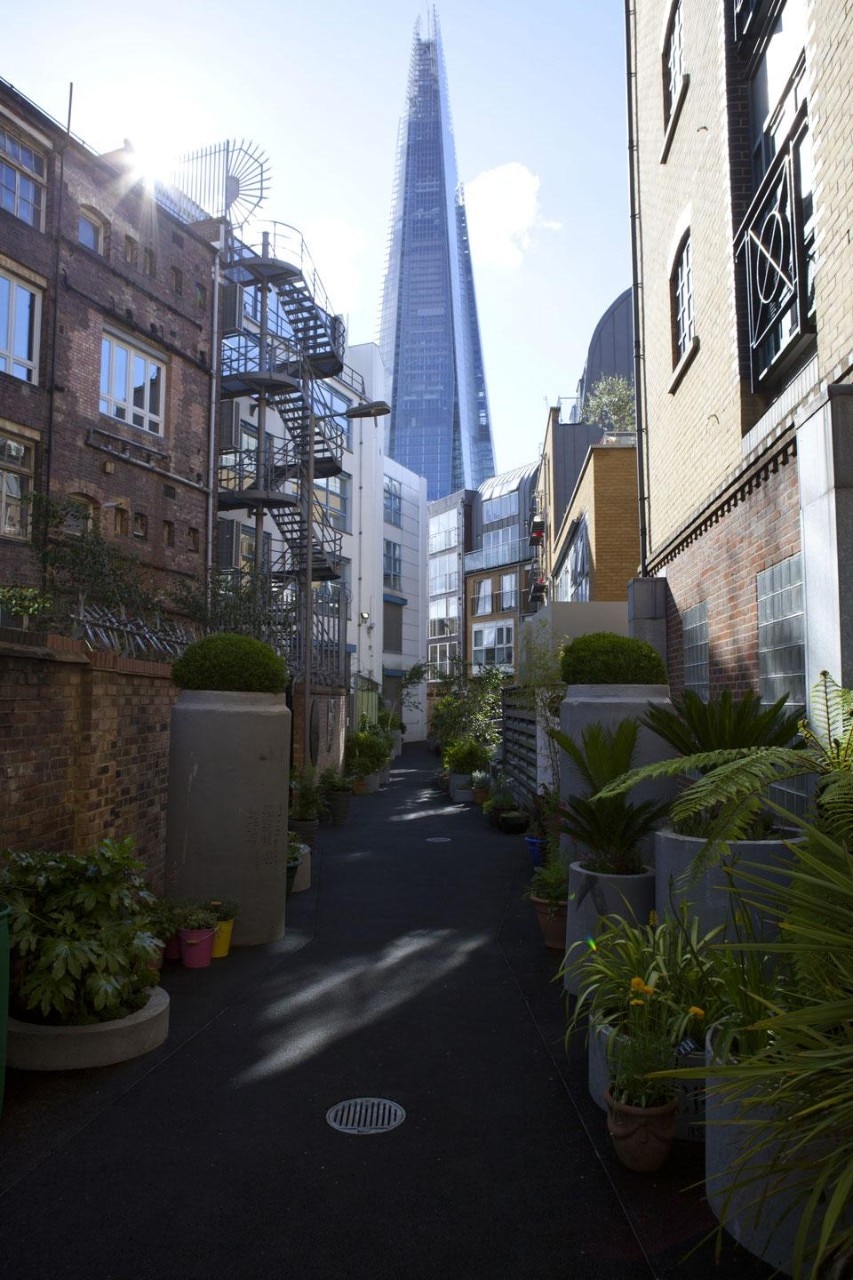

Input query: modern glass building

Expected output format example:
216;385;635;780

380;14;496;502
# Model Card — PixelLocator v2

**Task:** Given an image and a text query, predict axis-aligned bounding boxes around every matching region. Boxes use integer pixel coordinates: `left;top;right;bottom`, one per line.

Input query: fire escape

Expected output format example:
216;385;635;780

216;222;350;688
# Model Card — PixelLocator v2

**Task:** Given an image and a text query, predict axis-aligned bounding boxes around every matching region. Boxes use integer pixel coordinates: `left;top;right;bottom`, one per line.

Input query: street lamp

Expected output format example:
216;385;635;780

299;395;390;774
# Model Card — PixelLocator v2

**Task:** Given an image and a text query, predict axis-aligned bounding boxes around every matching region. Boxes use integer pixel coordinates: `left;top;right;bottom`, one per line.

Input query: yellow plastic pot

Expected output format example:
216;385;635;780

211;918;234;959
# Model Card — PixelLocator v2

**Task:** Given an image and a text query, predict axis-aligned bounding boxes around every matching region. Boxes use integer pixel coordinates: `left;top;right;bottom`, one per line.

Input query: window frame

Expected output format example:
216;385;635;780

99;331;165;436
383;538;403;591
0;124;45;229
0;426;35;541
383;474;403;527
78;209;105;255
0;267;41;384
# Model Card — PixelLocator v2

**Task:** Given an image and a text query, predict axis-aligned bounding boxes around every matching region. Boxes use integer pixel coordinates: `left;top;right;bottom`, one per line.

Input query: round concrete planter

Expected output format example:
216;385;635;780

165;690;291;946
564;863;655;995
654;829;794;940
7;986;169;1071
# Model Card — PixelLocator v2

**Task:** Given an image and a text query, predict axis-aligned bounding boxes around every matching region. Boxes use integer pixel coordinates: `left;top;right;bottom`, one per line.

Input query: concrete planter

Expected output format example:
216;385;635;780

7;987;169;1071
166;690;291;947
588;1021;705;1141
564;863;655;994
654;829;794;939
450;773;473;802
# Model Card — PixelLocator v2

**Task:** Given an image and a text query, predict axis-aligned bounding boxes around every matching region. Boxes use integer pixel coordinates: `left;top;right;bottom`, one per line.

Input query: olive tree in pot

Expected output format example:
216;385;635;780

165;632;291;947
0;837;169;1070
551;718;669;993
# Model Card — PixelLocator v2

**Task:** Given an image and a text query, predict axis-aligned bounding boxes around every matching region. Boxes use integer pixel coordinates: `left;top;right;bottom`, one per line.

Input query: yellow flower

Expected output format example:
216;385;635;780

630;998;645;1007
630;976;646;992
642;984;655;996
689;1006;705;1019
648;909;659;927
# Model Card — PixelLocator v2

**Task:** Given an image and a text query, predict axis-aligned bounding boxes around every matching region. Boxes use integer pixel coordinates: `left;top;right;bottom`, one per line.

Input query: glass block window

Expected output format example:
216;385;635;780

757;553;807;813
682;602;709;699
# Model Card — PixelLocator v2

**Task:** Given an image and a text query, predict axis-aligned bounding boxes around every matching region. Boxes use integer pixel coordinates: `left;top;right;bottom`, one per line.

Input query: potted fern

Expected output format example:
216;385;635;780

523;857;569;949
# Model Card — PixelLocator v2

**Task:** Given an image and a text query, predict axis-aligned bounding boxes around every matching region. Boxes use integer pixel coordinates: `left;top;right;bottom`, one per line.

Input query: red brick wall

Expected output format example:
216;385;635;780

0;634;178;888
663;457;801;696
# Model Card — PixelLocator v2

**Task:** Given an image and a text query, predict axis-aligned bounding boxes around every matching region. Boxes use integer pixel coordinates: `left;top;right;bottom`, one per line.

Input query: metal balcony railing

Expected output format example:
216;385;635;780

464;539;531;574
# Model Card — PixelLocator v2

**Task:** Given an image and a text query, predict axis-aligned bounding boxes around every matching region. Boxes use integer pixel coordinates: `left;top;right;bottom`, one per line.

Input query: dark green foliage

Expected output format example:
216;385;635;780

560;632;667;686
525;858;568;906
642;689;802;756
291;767;320;821
0;837;160;1025
552;719;668;874
172;632;287;693
206;898;239;922
428;661;504;753
344;729;390;777
443;737;491;776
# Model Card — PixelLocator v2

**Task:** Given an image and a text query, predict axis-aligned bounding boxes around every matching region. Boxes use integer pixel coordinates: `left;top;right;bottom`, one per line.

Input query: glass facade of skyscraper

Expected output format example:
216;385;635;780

380;17;496;501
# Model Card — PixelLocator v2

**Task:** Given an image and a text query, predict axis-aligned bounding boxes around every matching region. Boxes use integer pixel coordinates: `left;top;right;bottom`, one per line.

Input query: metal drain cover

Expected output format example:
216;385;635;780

326;1098;406;1135
426;837;451;843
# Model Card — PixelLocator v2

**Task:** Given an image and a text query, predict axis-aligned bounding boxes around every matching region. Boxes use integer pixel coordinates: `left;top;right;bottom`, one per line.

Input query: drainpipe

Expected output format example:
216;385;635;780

205;220;224;587
625;0;649;576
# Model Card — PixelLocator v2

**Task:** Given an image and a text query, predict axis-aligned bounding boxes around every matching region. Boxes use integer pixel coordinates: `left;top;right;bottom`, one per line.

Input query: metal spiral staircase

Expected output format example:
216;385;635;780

216;222;351;685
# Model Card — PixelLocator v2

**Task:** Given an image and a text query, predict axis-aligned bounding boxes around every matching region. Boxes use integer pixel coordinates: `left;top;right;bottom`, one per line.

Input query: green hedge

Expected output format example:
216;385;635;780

560;632;667;686
172;632;287;693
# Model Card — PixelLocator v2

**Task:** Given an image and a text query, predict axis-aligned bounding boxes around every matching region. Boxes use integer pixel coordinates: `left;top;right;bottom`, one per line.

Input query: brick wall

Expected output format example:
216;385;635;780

662;455;801;695
0;634;178;888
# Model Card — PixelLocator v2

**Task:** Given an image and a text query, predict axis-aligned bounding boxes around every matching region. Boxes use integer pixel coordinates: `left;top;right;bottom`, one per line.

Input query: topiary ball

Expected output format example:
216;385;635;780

560;632;667;685
172;632;288;693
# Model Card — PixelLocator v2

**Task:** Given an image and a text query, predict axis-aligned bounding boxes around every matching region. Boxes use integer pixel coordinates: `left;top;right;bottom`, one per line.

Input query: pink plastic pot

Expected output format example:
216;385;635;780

178;928;215;969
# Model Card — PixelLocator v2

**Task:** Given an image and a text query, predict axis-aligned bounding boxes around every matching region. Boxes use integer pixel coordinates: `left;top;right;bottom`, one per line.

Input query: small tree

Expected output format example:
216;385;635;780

429;659;505;754
583;375;636;433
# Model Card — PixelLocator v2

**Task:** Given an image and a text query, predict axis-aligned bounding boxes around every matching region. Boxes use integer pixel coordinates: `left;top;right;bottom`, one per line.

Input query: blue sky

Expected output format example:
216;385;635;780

3;1;631;475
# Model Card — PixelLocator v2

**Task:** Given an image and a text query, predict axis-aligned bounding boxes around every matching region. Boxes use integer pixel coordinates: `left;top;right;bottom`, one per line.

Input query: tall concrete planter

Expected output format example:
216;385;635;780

559;683;674;813
654;829;794;940
563;863;655;994
166;691;291;946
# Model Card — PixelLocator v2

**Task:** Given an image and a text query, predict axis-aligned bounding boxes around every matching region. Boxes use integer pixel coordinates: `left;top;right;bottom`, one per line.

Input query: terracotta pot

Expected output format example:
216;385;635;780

604;1089;678;1172
529;895;568;950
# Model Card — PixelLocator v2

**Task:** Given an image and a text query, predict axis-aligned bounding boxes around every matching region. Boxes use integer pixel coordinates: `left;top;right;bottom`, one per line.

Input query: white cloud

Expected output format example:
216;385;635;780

463;162;561;270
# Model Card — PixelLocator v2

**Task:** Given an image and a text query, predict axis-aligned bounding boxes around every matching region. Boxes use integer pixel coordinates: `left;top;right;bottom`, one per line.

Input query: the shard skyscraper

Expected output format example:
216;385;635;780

379;12;496;501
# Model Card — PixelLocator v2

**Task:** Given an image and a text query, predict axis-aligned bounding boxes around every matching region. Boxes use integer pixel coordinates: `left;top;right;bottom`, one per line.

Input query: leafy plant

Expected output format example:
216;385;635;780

561;906;726;1052
287;832;308;866
524;858;568;911
179;904;218;931
560;632;667;686
694;814;853;1278
0;585;53;628
318;766;352;794
172;631;287;693
428;661;504;754
291;766;320;821
609;987;678;1108
470;769;490;791
443;737;491;776
552;719;668;874
583;374;636;434
0;837;160;1025
206;898;239;922
344;728;389;778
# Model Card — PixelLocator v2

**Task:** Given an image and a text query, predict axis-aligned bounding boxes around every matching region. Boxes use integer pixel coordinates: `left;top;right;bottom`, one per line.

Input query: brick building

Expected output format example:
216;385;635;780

627;0;853;704
0;78;217;609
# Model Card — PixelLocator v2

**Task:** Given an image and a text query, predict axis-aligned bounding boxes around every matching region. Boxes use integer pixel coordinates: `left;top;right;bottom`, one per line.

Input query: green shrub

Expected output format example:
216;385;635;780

0;837;160;1025
172;632;287;693
344;729;389;777
560;632;667;686
443;737;491;776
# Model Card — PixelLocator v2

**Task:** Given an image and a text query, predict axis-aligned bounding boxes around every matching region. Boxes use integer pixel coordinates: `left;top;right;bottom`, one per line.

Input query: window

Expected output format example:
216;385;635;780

0;125;45;228
672;234;695;364
383;539;402;591
171;266;183;296
429;639;458;679
195;282;207;310
142;248;155;278
78;212;103;253
482;491;518;525
749;0;808;186
429;551;457;595
133;512;148;540
0;269;40;383
499;572;518;610
428;508;457;553
0;430;33;540
113;506;128;537
384;475;402;527
429;595;458;638
757;554;806;812
188;526;200;552
664;0;685;126
162;519;175;548
100;334;164;435
124;236;138;266
383;600;403;653
473;578;493;616
472;622;514;671
682;602;709;699
315;474;349;532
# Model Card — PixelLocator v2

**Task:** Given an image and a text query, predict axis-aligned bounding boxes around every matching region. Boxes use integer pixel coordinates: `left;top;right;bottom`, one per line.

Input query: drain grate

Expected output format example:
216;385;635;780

326;1097;406;1135
426;837;451;843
